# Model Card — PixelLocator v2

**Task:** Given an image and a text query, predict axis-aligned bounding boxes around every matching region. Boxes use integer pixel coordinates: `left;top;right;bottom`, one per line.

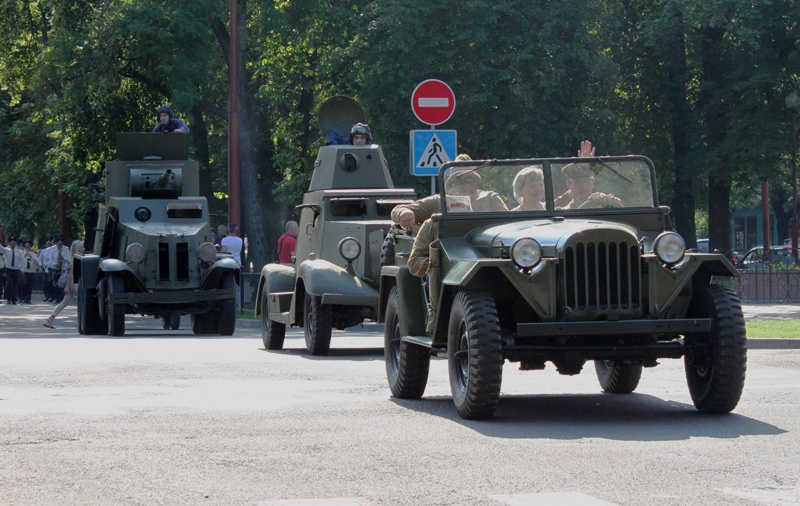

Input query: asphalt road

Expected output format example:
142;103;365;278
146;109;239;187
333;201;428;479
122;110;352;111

1;302;799;505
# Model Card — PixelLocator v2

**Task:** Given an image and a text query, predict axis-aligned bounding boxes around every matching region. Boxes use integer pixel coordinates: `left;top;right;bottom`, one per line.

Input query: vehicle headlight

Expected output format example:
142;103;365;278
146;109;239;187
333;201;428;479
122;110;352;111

134;207;152;222
125;243;146;264
511;237;542;269
198;242;217;263
338;237;361;262
654;232;686;265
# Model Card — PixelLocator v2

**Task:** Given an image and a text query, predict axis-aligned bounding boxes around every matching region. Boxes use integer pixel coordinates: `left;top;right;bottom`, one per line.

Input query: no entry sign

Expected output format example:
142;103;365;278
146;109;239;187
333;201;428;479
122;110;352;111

411;79;456;126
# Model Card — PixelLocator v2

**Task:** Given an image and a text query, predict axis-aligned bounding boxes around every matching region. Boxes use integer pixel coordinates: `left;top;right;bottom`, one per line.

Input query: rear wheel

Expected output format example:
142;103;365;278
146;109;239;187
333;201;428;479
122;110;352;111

261;292;286;350
447;290;504;420
304;293;332;355
684;284;747;413
192;312;214;335
162;314;180;330
385;286;430;399
216;273;237;336
107;274;125;337
594;360;642;394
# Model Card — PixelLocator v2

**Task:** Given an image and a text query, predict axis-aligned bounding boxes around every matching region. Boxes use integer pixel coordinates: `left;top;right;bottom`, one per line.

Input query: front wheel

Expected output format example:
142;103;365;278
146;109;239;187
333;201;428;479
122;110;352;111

684;284;747;413
385;286;430;399
77;285;98;335
304;293;332;355
162;314;180;330
216;273;237;336
594;360;642;394
447;290;504;420
261;292;286;350
107;275;125;337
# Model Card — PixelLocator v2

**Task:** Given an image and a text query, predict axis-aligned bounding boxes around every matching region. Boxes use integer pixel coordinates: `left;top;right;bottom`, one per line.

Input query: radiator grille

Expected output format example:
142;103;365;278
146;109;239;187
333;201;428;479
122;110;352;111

564;241;641;310
158;242;190;282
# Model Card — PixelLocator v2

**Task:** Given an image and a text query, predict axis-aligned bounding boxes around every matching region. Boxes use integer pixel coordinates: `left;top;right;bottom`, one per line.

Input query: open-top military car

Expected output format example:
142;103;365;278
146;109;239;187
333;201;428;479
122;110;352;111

74;133;240;337
254;96;416;355
380;156;746;420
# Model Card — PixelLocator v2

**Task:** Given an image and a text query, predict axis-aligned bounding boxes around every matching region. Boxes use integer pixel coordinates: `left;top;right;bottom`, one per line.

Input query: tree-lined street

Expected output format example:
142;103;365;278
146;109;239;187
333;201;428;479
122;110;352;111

2;302;799;505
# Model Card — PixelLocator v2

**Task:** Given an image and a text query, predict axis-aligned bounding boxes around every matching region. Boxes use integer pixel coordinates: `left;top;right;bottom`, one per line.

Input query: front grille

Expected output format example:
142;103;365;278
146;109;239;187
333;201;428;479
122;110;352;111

158;241;190;282
564;240;641;310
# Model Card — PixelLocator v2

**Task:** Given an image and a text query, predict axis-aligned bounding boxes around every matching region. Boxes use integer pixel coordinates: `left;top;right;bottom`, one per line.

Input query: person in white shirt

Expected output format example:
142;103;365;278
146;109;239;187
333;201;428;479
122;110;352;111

220;223;243;265
39;239;54;302
19;240;40;304
220;223;243;310
1;238;24;305
0;244;5;303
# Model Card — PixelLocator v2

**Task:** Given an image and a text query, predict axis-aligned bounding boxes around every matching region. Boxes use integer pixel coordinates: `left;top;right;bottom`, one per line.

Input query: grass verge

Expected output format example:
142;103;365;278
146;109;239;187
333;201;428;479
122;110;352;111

746;319;800;339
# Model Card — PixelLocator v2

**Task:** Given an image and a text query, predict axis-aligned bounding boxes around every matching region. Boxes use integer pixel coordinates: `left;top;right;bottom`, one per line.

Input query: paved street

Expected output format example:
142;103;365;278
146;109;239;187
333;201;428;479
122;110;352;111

1;301;799;505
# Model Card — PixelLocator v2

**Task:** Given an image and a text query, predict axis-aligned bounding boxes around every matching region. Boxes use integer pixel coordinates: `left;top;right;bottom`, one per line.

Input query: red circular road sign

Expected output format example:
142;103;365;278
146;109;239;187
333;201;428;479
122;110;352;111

411;79;456;126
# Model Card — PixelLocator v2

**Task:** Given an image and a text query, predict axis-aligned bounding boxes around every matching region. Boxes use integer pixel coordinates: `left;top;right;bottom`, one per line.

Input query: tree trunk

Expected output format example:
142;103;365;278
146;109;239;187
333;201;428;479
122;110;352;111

666;11;696;244
708;177;732;254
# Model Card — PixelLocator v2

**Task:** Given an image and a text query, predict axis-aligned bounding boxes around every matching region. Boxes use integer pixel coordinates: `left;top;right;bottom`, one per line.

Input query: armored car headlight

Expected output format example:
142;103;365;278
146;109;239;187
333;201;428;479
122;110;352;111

126;243;146;264
654;232;686;265
511;237;542;269
198;242;217;263
134;206;152;222
338;237;361;262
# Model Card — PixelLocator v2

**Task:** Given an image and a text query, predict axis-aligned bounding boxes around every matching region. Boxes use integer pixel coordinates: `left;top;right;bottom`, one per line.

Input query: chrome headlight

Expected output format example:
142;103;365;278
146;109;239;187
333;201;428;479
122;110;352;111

125;243;146;264
654;232;686;265
338;237;361;262
198;242;217;263
511;237;542;269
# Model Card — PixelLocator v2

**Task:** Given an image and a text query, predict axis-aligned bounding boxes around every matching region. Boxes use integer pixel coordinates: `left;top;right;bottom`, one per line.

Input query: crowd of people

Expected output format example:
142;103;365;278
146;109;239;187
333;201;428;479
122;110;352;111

1;236;72;307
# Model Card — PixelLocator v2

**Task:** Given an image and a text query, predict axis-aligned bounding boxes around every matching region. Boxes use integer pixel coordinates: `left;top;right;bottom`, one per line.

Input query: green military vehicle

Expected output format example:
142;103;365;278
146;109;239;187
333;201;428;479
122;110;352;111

380;156;746;420
254;96;416;355
74;133;240;337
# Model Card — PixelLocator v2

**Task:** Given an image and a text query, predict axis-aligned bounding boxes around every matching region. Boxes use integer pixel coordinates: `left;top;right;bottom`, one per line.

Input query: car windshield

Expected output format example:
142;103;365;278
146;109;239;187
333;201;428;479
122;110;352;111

438;157;656;215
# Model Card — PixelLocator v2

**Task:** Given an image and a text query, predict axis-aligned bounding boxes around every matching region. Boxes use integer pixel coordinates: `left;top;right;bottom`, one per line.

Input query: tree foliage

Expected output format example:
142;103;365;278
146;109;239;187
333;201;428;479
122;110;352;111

1;0;798;257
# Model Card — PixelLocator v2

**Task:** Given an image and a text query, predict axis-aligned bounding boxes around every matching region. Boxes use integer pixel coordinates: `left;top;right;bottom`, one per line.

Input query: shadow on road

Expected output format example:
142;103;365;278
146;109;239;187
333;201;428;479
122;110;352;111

264;346;384;361
390;393;785;441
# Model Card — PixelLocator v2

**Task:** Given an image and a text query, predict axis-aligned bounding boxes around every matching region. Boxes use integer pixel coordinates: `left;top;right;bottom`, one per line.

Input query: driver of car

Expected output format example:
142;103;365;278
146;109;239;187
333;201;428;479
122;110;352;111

395;169;507;277
555;163;623;209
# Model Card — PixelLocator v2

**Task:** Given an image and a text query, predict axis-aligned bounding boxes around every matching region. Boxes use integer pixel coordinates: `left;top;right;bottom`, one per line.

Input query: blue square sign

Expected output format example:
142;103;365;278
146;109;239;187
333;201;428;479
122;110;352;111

409;130;457;176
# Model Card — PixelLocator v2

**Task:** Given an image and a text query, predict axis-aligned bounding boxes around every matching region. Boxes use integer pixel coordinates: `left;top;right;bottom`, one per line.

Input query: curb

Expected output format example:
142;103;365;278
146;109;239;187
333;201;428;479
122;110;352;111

235;318;800;349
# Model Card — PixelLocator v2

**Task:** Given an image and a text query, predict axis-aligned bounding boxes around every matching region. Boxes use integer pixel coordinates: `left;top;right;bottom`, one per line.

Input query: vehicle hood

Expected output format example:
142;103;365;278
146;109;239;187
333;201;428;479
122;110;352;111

465;219;641;257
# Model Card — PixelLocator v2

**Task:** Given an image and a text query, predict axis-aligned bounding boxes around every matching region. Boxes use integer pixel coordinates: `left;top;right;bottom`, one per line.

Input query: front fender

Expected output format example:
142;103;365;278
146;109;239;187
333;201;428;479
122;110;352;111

254;263;296;317
203;258;241;289
98;258;147;292
297;258;379;306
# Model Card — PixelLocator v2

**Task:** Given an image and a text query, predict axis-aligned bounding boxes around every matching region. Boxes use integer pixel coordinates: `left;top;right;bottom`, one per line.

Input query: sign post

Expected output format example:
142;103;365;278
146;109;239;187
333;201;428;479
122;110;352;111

410;79;456;194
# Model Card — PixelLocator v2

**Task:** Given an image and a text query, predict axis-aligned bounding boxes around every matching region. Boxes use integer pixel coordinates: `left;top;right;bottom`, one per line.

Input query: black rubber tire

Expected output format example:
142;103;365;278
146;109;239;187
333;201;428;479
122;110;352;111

216;273;237;336
384;286;430;399
594;360;643;394
77;286;89;335
107;275;125;337
304;293;332;355
684;284;747;413
447;290;504;420
162;314;180;330
261;292;286;350
192;312;214;335
380;233;395;267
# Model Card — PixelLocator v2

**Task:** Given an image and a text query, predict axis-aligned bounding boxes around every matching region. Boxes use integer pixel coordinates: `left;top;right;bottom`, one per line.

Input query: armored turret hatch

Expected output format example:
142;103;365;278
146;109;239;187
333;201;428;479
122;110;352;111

309;96;394;191
104;133;199;203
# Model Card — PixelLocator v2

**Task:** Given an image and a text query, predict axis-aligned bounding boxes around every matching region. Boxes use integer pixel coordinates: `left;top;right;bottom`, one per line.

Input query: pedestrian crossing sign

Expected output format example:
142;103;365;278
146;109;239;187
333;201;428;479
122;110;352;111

409;130;457;176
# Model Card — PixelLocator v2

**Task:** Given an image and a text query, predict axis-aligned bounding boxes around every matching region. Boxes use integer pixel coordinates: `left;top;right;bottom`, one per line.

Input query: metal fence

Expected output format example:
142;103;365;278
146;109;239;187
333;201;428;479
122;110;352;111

721;264;800;303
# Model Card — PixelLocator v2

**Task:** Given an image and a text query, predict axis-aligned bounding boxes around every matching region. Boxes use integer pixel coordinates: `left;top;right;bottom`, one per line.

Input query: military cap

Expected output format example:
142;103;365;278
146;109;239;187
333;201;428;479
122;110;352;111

562;163;596;180
445;170;482;191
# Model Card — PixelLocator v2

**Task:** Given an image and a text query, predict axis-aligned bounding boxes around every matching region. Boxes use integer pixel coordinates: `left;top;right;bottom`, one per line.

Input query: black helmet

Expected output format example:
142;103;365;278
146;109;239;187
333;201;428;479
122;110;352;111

157;105;173;119
349;123;372;144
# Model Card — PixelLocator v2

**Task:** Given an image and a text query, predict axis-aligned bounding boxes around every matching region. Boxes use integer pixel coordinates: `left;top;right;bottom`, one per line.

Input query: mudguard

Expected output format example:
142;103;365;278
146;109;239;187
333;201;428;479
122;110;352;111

254;263;296;317
297;258;379;306
202;257;241;289
98;258;147;293
74;254;101;289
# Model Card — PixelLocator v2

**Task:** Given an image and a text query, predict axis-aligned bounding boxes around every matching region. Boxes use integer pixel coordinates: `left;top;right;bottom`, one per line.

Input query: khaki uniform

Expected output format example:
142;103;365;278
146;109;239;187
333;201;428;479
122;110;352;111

393;192;507;278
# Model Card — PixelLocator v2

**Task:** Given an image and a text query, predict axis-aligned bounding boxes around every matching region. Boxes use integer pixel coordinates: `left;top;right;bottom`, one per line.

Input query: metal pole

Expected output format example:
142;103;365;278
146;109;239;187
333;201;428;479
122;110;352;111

791;108;798;264
761;181;770;253
227;0;241;228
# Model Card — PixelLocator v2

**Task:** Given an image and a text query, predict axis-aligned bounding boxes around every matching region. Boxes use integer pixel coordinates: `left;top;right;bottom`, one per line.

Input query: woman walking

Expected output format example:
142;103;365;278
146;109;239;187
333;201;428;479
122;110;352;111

44;240;83;329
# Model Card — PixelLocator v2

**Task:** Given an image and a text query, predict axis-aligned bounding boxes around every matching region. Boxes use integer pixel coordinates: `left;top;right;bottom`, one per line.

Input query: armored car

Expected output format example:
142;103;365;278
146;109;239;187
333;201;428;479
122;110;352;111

74;133;240;336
